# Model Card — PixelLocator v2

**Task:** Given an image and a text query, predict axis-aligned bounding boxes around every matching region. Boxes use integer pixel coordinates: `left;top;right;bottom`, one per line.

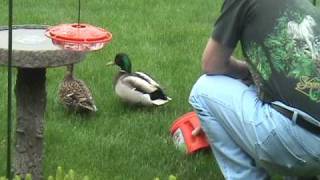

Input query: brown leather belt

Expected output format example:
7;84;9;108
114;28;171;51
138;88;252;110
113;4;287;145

271;104;320;135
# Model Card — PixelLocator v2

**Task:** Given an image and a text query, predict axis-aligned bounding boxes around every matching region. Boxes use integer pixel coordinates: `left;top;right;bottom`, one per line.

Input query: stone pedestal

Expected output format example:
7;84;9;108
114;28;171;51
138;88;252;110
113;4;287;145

0;25;85;180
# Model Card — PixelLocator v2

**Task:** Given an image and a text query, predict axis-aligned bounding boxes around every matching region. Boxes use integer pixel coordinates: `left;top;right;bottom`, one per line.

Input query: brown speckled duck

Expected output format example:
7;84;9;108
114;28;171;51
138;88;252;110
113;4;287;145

58;64;97;112
106;53;171;106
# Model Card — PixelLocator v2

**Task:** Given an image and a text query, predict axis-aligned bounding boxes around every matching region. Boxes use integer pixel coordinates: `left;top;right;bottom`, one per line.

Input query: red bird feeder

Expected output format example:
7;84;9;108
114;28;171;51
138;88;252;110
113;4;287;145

45;23;112;51
170;112;210;154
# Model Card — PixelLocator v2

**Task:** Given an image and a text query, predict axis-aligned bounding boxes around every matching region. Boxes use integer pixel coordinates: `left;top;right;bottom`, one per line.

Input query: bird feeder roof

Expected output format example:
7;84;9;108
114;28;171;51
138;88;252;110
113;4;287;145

45;23;112;51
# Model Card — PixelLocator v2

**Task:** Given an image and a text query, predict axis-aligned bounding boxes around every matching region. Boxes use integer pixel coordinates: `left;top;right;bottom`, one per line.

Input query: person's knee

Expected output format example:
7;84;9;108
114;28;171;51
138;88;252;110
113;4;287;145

190;75;255;108
188;76;216;119
189;75;230;106
189;75;213;99
189;75;208;107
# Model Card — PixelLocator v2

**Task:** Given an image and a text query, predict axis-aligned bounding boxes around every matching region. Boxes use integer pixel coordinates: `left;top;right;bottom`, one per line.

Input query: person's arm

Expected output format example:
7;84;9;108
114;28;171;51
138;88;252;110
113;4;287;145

192;39;252;137
202;38;250;80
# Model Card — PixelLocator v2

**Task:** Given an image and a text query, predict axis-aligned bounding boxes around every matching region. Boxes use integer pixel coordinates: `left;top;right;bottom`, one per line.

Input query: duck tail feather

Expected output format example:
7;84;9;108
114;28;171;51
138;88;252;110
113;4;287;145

79;101;98;112
151;99;170;106
149;89;169;100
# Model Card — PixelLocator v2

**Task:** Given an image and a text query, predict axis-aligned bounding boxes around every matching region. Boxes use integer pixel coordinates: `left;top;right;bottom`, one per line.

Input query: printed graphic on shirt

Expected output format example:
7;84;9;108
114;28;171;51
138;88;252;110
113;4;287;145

296;76;320;102
246;11;320;102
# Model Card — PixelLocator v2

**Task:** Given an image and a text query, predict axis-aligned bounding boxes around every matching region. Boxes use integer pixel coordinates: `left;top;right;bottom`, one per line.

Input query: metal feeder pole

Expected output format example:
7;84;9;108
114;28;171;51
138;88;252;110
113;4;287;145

78;0;81;25
7;0;13;179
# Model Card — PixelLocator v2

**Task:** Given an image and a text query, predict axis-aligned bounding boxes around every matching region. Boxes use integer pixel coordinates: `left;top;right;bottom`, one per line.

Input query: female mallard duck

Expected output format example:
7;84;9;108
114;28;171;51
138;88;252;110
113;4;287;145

106;53;171;106
58;64;97;112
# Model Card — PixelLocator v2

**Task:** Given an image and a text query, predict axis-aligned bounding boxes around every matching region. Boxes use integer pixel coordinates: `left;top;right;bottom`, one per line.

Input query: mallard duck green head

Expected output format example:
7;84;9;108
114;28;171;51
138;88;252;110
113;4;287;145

107;53;132;73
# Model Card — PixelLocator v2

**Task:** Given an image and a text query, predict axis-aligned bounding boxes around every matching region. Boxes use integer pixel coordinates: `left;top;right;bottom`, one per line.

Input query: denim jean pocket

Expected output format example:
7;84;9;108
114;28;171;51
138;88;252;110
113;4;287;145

255;129;307;171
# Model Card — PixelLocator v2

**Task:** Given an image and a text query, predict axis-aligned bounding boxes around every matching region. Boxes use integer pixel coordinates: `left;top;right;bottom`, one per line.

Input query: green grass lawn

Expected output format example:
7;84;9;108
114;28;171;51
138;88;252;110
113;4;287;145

0;0;282;179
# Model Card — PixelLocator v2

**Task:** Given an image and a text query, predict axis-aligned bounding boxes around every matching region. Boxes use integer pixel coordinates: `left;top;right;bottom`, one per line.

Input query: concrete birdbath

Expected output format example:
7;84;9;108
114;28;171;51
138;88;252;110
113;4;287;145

0;25;85;180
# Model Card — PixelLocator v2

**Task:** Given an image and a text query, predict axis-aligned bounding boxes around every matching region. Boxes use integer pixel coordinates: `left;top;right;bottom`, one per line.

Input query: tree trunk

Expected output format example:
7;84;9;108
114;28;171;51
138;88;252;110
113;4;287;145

14;68;46;180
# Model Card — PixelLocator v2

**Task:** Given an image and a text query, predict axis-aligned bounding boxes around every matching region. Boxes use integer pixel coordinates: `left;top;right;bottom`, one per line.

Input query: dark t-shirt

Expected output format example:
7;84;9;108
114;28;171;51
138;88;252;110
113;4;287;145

213;0;320;120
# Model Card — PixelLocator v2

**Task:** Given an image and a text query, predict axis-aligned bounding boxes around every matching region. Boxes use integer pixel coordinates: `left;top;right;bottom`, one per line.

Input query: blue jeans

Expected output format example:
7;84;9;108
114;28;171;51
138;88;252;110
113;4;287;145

189;75;320;180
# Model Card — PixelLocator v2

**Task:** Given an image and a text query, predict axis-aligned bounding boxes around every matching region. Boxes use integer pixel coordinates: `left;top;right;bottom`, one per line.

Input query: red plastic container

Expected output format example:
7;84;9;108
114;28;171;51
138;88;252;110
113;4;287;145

45;23;112;51
170;112;210;154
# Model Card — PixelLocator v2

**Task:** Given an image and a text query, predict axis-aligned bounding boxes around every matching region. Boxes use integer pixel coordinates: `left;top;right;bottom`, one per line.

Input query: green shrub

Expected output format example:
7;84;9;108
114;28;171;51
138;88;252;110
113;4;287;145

154;175;177;180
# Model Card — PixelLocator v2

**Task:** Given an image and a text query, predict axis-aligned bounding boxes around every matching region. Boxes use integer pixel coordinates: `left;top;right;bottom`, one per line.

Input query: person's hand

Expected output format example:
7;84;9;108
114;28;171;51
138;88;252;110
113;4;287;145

192;126;203;136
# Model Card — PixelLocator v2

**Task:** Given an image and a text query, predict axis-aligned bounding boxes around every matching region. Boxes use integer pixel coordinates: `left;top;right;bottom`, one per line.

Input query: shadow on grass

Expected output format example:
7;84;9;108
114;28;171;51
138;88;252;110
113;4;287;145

56;105;98;122
112;100;171;113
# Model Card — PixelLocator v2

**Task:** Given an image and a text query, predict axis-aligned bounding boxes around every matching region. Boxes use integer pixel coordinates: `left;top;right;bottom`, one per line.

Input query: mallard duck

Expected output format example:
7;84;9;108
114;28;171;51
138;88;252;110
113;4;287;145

106;53;172;106
58;64;97;112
